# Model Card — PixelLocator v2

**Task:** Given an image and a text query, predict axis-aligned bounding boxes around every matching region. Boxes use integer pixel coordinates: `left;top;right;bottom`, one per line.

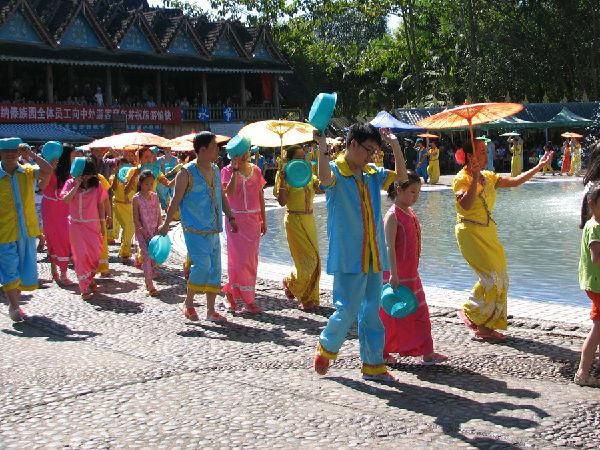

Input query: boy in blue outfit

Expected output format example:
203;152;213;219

313;123;407;381
0;138;52;322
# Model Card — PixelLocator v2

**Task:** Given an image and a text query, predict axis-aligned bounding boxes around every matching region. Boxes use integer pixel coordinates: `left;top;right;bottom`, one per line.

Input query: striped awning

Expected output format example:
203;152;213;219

0;123;91;143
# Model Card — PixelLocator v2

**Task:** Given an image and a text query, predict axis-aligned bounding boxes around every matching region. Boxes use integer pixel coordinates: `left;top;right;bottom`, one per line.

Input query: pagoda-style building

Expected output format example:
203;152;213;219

0;0;297;138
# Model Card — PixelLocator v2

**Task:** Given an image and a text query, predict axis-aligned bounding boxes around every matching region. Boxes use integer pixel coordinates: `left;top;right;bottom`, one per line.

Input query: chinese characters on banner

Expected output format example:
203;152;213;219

0;104;182;124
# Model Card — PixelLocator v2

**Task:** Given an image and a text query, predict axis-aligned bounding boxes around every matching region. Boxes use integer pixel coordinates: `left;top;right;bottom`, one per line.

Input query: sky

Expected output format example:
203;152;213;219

148;0;401;32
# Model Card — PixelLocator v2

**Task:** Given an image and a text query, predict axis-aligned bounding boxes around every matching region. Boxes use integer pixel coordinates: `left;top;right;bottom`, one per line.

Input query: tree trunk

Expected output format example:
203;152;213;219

399;0;421;103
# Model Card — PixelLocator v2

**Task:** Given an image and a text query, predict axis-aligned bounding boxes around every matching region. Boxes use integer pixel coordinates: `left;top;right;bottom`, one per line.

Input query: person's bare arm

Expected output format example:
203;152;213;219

497;151;553;188
384;212;399;288
158;169;188;235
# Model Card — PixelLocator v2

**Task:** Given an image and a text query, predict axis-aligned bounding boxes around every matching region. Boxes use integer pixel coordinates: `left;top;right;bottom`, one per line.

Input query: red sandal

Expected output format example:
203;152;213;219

314;353;330;376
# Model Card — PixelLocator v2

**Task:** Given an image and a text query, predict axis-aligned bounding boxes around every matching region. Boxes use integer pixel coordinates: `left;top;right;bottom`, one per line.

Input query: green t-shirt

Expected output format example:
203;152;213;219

579;218;600;292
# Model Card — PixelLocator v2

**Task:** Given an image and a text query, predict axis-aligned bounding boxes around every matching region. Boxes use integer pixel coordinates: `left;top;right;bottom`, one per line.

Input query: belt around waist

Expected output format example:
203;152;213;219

231;209;261;214
287;210;313;215
457;217;495;227
183;226;220;235
42;195;59;201
114;199;132;205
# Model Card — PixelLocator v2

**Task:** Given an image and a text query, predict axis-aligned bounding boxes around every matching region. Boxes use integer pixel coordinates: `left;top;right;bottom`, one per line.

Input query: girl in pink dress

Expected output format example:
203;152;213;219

221;151;267;313
133;170;161;297
60;157;106;299
380;171;447;365
42;144;75;285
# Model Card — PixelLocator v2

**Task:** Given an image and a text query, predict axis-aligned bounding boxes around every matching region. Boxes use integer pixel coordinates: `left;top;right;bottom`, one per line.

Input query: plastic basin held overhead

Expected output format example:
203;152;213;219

148;235;171;264
41;141;63;162
70;157;87;178
380;283;418;319
308;92;337;133
284;160;313;188
140;163;161;179
117;165;133;183
226;135;252;159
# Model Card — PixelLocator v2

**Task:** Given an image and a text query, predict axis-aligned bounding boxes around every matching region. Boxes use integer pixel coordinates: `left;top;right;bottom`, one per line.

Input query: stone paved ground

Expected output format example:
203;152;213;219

2;173;596;450
2;240;599;450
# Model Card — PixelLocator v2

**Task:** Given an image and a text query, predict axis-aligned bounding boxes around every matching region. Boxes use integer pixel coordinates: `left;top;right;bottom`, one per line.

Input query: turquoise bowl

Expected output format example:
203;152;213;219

70;157;87;177
308;92;337;133
117;165;133;183
284;160;312;188
148;235;171;264
226;135;251;159
41;141;63;162
380;283;418;318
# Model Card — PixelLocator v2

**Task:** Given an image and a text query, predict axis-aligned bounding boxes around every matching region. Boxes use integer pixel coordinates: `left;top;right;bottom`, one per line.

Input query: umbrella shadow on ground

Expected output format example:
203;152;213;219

500;335;580;381
85;292;144;315
2;315;101;341
152;285;186;305
178;321;304;347
391;364;540;399
330;376;548;450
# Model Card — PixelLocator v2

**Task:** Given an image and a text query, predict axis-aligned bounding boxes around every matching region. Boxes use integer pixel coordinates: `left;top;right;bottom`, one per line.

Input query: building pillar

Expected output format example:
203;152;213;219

106;68;112;106
46;64;53;103
240;74;247;107
273;74;280;110
156;71;162;106
202;73;208;105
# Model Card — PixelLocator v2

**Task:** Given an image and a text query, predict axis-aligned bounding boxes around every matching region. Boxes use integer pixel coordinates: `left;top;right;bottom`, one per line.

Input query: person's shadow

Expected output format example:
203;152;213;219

3;315;100;341
85;293;144;315
330;376;549;449
178;321;304;347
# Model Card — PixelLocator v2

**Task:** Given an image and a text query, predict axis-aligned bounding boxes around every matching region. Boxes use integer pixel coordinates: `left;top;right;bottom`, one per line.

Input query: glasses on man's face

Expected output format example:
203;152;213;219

355;140;378;155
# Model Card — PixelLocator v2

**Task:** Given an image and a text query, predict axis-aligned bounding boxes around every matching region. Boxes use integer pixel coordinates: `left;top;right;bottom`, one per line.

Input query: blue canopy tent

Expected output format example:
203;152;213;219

0;123;91;143
370;111;424;132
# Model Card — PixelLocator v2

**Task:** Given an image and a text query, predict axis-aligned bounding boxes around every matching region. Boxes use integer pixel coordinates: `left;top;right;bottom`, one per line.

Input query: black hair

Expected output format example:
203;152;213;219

138;146;152;162
580;140;600;228
193;131;216;152
80;156;99;189
116;156;129;166
346;123;382;148
56;143;74;189
388;170;421;199
284;145;303;162
137;169;155;192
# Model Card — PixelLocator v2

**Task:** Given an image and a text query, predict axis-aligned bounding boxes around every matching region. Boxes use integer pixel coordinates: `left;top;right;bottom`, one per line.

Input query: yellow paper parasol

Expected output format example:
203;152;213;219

561;132;584;139
84;131;171;150
238;120;316;148
417;102;523;152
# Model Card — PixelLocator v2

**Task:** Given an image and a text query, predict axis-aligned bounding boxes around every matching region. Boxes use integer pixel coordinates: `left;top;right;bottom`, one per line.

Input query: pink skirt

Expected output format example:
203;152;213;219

42;197;71;271
69;220;102;292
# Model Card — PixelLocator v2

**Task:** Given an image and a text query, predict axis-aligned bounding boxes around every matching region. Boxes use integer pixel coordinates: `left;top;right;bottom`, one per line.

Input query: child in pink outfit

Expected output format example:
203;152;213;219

133;170;161;296
60;157;106;299
381;170;447;365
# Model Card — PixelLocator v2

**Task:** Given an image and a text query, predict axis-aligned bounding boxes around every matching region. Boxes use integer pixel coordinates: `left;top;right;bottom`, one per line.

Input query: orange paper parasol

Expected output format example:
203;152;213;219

561;132;584;139
85;131;171;150
417;133;439;139
417;102;524;152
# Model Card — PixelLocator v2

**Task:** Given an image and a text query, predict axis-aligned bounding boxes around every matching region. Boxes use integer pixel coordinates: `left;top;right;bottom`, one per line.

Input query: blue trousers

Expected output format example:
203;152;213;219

416;164;429;183
0;236;38;291
318;270;386;373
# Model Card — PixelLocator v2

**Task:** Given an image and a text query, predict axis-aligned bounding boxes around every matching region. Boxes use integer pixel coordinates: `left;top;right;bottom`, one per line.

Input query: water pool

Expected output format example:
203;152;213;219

260;178;586;307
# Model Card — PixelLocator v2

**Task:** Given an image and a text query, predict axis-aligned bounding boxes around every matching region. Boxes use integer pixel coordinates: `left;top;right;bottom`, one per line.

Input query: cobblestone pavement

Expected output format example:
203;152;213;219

1;238;599;450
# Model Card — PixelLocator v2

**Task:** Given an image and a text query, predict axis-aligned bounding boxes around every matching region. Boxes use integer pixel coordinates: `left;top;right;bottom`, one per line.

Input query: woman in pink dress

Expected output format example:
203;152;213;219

132;170;161;297
380;171;447;365
61;157;106;299
221;149;267;313
42;143;75;285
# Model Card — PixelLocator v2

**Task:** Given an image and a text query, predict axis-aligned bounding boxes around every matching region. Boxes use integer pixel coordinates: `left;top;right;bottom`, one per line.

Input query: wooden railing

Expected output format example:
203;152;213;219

180;105;304;123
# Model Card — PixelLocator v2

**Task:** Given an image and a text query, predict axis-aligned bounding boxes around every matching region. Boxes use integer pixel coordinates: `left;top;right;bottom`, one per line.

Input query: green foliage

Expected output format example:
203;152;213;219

164;0;600;115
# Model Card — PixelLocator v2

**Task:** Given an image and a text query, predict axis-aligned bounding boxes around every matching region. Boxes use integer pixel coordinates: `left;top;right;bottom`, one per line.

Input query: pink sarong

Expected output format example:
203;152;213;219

221;164;266;305
380;204;434;357
41;173;71;271
133;191;160;280
61;179;106;293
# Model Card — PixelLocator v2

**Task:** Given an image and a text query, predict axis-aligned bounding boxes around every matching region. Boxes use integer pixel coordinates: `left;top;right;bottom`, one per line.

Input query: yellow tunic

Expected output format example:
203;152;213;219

510;144;522;177
570;144;581;176
427;147;440;184
112;174;136;258
274;171;321;306
98;174;111;273
452;168;508;330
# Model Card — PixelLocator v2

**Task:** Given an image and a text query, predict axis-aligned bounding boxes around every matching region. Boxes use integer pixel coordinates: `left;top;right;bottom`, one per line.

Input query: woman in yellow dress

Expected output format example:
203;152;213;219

509;137;523;176
570;138;582;176
274;145;321;311
453;140;552;341
427;141;440;184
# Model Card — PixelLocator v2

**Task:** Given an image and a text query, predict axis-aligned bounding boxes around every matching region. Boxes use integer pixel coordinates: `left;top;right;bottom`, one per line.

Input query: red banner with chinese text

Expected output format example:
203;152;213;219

0;104;182;124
